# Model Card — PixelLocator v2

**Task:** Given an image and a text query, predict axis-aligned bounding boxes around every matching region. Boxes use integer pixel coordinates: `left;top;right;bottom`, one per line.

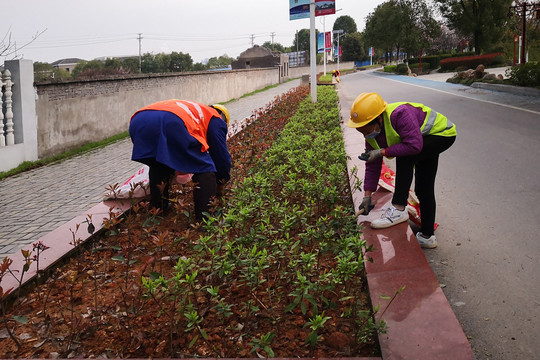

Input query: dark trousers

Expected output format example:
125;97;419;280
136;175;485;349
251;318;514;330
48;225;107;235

147;160;217;220
392;135;456;236
148;161;175;210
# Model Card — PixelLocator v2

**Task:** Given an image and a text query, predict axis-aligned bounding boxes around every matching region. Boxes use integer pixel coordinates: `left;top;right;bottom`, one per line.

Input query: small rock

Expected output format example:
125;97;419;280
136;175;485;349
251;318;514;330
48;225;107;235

18;333;32;340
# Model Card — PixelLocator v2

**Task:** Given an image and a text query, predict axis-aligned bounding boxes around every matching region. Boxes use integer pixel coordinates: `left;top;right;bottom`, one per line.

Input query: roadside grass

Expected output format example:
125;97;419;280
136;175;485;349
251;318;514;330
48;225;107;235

0;132;130;181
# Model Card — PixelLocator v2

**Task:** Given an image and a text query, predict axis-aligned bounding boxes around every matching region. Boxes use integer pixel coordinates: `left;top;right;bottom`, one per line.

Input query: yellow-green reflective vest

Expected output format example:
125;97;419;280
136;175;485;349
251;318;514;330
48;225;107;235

366;102;457;151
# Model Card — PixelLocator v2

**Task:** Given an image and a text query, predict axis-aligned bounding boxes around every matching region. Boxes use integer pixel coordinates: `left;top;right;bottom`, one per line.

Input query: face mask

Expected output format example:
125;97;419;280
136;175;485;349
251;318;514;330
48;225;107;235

365;130;380;139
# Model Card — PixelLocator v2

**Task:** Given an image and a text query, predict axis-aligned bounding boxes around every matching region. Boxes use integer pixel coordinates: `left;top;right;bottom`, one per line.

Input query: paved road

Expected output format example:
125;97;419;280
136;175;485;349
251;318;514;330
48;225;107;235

0;79;301;260
337;69;540;360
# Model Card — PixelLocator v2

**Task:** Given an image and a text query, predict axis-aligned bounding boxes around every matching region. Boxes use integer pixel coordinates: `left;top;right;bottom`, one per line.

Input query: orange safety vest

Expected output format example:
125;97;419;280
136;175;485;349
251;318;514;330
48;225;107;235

131;100;221;152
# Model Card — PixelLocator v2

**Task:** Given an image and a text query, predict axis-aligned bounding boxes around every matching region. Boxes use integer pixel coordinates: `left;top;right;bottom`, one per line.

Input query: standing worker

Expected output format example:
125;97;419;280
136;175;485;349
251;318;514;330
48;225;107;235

347;93;456;248
129;100;231;220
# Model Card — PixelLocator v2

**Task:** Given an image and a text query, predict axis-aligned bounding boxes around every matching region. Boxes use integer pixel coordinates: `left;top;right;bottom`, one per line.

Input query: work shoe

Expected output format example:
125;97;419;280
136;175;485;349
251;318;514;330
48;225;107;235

370;205;409;229
416;232;438;249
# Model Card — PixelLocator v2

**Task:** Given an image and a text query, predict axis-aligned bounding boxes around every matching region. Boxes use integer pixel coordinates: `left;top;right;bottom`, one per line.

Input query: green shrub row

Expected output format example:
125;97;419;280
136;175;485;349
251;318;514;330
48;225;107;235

409;62;431;71
507;62;540;88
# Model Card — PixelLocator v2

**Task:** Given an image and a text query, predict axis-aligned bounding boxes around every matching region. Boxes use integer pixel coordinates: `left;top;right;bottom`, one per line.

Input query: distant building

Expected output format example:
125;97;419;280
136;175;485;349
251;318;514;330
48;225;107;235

232;45;287;70
232;45;290;81
51;58;85;74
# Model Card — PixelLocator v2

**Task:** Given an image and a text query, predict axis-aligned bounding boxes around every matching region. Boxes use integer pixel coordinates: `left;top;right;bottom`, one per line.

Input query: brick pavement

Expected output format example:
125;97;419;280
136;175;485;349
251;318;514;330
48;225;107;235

0;79;302;259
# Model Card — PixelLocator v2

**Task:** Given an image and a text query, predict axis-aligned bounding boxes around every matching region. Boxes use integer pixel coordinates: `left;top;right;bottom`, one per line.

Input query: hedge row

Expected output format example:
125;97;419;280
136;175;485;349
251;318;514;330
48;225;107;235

440;53;505;71
407;52;475;69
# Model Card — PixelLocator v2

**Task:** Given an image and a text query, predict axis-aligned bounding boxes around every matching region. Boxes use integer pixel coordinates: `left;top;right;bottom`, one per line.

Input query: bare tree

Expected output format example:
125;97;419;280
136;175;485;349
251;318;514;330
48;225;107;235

1;27;47;60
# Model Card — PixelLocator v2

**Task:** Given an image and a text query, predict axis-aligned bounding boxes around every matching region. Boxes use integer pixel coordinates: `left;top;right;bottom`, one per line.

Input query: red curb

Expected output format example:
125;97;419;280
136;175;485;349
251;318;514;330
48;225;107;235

0;199;133;300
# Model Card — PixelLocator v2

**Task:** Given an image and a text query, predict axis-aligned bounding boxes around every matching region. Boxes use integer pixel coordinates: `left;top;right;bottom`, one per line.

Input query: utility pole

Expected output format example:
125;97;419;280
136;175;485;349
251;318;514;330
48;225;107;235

250;34;255;47
270;32;275;51
137;33;143;72
508;1;540;65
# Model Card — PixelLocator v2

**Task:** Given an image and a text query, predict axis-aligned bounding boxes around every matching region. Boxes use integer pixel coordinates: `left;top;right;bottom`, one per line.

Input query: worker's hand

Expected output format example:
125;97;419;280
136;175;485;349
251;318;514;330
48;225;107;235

365;149;383;162
358;196;374;216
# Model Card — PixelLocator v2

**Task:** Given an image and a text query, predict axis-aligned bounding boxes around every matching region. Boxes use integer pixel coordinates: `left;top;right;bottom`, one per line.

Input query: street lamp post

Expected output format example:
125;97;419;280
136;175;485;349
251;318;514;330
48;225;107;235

332;30;344;71
513;35;518;66
508;1;540;65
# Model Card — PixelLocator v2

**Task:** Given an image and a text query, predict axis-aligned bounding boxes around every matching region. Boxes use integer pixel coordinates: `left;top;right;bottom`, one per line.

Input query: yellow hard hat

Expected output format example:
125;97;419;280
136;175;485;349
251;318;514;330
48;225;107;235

347;92;387;128
211;104;230;126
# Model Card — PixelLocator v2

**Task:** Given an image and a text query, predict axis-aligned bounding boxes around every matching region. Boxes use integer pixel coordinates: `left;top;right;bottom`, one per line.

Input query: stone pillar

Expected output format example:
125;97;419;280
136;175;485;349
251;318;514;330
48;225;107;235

5;59;38;162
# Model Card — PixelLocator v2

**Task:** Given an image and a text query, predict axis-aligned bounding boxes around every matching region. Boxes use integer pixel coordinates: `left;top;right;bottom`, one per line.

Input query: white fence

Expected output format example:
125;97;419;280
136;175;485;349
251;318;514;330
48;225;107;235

0;59;38;173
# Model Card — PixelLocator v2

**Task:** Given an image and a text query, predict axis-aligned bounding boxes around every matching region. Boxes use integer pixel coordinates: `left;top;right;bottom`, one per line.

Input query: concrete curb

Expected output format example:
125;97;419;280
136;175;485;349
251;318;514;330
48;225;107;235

471;82;540;97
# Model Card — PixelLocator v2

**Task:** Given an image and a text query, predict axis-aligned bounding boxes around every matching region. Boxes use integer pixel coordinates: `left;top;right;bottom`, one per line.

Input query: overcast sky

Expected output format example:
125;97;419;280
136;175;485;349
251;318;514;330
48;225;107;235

3;0;387;64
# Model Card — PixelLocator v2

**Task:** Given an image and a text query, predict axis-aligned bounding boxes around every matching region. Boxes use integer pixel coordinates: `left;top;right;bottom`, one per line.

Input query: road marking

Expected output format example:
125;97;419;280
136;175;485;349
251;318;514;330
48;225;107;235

369;73;540;116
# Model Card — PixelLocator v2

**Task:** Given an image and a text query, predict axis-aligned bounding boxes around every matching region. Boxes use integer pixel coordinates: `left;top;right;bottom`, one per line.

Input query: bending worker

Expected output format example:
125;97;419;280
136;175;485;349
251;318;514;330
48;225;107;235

347;93;456;248
129;100;231;220
332;69;341;83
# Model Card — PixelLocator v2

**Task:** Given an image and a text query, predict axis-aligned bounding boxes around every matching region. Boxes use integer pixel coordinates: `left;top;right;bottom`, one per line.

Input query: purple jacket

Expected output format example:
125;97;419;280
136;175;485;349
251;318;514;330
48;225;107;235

363;104;426;192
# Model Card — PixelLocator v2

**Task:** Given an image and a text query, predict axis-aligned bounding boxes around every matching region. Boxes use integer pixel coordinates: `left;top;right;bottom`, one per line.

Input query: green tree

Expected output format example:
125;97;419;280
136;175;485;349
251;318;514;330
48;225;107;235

154;53;171;73
434;0;513;54
192;62;208;71
71;59;105;78
363;1;403;62
206;54;233;69
262;41;286;53
33;61;70;82
341;32;366;61
333;15;357;35
122;57;141;73
363;0;440;61
397;0;441;56
169;51;193;72
293;28;319;52
141;53;158;73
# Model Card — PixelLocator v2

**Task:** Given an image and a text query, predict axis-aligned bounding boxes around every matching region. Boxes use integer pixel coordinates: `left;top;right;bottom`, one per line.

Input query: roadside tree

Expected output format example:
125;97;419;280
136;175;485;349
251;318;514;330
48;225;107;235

333;15;358;35
341;32;366;61
434;0;513;54
206;54;233;69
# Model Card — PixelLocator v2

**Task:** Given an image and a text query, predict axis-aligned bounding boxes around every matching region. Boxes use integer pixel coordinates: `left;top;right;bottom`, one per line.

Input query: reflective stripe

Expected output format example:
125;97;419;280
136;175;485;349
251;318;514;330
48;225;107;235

184;101;205;121
421;109;437;135
445;119;455;131
175;101;199;124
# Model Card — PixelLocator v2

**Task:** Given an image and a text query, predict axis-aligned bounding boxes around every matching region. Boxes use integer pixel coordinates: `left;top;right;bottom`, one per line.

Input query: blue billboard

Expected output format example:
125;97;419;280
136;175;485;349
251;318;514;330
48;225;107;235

289;0;336;20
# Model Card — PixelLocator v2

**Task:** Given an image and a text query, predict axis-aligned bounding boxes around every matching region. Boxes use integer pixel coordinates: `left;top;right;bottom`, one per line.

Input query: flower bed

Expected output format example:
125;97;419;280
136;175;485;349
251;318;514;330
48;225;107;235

0;86;382;358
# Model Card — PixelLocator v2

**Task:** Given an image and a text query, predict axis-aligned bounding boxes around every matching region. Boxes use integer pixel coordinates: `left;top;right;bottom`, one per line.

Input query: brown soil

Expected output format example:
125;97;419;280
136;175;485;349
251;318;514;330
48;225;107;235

0;86;380;358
